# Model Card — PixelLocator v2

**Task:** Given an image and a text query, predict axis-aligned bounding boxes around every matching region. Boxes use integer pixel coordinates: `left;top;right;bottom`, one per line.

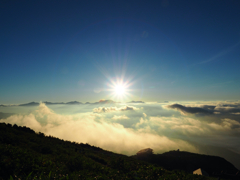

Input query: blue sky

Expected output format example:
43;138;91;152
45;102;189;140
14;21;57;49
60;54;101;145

1;0;240;104
1;0;240;169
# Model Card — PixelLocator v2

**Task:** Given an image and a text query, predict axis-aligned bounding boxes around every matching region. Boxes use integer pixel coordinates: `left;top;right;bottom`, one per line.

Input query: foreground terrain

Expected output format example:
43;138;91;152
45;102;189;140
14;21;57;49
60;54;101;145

0;122;237;179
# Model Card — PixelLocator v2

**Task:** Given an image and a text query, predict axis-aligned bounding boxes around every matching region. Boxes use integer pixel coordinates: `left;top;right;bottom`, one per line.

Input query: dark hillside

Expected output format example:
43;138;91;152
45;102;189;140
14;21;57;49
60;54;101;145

0;122;218;179
132;150;239;179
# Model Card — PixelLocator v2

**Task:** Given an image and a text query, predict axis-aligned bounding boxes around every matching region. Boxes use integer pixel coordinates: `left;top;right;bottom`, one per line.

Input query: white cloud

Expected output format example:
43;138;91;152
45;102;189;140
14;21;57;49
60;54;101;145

112;115;129;120
93;106;139;113
1;103;196;155
5;114;42;132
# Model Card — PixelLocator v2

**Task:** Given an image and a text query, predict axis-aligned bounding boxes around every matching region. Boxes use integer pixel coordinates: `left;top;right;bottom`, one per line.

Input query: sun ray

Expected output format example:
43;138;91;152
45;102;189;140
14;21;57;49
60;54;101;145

106;77;133;102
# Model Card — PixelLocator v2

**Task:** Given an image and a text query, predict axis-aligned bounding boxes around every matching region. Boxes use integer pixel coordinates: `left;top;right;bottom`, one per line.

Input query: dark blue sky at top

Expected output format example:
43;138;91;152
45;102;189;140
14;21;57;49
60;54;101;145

1;0;240;104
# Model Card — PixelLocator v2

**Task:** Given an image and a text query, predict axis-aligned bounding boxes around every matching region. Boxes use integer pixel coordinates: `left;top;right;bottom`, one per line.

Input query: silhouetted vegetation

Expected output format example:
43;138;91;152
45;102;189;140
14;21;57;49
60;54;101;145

0;122;219;179
132;150;240;180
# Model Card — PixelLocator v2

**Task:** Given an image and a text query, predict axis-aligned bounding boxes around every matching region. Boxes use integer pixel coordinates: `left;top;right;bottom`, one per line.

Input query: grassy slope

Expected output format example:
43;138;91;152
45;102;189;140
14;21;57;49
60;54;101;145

0;123;216;180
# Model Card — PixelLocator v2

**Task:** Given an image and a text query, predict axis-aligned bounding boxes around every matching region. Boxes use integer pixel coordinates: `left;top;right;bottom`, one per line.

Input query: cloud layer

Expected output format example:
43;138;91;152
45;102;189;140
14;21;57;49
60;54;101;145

165;102;240;121
1;101;240;169
1;103;195;155
166;104;214;115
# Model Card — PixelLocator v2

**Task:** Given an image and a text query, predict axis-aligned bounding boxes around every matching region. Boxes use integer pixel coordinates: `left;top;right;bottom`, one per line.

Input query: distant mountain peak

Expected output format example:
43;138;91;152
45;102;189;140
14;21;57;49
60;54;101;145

66;101;82;104
19;102;40;106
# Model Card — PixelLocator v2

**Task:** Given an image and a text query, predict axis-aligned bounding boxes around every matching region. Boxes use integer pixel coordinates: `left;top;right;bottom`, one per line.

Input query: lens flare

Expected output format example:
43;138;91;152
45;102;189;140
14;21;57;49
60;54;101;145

107;77;133;102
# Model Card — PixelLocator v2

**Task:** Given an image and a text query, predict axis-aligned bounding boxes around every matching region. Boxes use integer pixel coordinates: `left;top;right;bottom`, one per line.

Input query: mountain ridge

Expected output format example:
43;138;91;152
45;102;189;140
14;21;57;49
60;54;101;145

1;100;147;106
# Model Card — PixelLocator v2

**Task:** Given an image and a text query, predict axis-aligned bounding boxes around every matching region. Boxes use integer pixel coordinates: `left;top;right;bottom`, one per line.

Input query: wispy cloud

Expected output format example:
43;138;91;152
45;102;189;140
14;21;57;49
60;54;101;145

191;41;240;66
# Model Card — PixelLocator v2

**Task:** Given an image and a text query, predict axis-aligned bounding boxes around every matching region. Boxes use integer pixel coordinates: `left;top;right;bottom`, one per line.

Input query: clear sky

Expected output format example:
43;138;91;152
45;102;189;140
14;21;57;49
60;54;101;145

1;0;240;104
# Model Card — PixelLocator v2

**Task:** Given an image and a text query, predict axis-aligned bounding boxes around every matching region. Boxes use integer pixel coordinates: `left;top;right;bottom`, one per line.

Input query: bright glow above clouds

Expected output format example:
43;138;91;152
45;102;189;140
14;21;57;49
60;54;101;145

107;77;133;102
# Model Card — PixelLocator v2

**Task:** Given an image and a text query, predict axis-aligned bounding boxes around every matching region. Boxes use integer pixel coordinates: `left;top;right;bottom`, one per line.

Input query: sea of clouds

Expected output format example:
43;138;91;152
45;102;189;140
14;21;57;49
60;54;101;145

1;101;240;169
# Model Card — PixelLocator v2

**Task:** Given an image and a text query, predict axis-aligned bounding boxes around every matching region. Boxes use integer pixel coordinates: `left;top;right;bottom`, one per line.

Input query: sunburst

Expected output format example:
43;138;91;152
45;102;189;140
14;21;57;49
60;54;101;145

107;77;132;102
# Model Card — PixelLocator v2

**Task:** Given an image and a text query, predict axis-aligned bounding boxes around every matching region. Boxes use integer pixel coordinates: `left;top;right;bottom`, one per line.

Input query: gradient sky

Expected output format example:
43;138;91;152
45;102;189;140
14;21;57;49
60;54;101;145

1;0;240;104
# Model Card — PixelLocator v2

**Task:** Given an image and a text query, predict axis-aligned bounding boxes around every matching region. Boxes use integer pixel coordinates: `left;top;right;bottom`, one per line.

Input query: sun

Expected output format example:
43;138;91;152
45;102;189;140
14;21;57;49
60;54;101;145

107;77;133;102
114;84;126;96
